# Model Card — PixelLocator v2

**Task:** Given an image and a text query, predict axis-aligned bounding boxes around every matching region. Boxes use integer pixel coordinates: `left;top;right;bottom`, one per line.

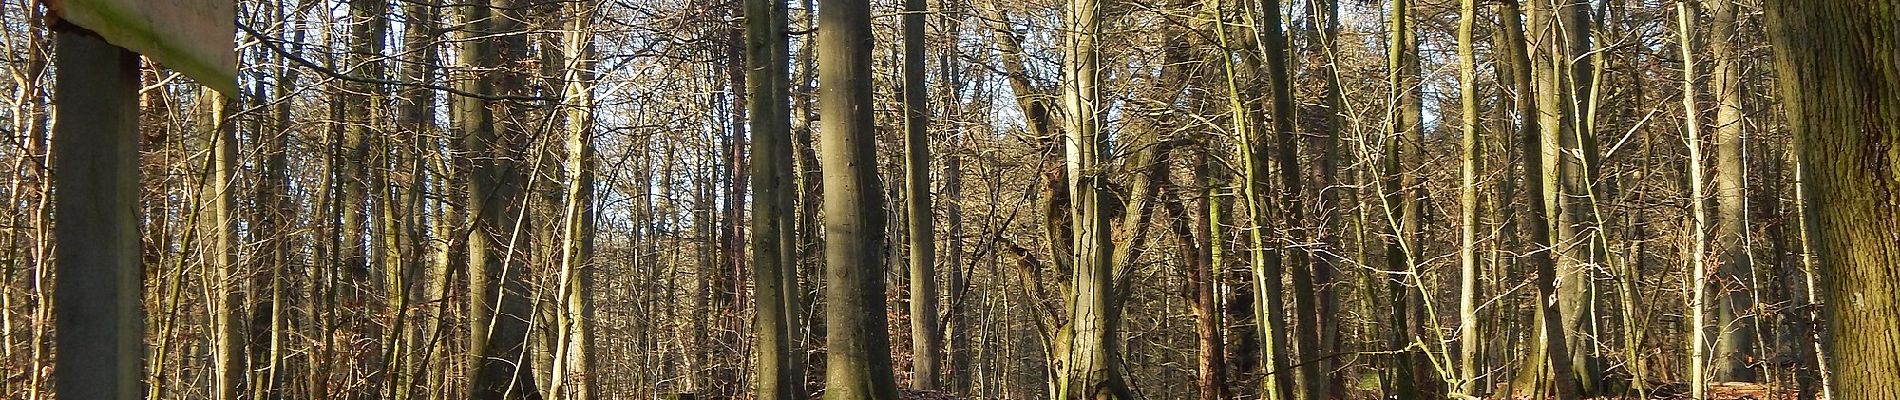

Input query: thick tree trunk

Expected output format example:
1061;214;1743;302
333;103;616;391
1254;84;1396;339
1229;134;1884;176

1707;0;1756;382
1500;1;1581;397
459;0;539;398
1548;0;1605;390
1054;0;1127;397
749;0;802;393
1763;2;1900;399
817;0;902;395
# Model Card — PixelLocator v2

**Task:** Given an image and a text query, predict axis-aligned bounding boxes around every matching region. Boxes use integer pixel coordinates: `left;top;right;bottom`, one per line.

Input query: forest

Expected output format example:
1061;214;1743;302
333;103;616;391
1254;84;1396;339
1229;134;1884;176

2;0;1897;399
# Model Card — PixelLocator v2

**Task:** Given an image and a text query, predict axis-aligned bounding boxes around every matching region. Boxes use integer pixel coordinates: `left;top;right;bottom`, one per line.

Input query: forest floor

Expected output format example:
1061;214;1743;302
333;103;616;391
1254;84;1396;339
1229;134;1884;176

1493;381;1807;400
897;390;960;400
889;382;1802;400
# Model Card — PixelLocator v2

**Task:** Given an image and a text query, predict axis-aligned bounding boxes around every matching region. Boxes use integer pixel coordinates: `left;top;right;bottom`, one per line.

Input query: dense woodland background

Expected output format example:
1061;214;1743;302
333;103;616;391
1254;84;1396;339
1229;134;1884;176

2;0;1898;399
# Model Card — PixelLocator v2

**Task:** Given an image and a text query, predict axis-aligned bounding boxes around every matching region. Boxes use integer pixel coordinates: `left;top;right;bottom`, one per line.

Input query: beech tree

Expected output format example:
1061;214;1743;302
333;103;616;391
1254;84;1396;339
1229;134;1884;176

817;0;901;396
13;0;1895;400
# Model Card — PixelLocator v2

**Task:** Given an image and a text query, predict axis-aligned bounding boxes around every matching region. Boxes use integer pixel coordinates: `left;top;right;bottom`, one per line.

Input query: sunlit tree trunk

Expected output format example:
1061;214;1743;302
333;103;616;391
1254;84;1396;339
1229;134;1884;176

197;90;243;400
818;0;902;395
1546;0;1605;389
459;0;540;397
1054;0;1127;396
1500;1;1581;397
551;6;601;398
901;0;940;387
1706;0;1756;383
1763;2;1900;399
749;0;802;392
1210;4;1277;397
1455;0;1482;394
1676;2;1712;397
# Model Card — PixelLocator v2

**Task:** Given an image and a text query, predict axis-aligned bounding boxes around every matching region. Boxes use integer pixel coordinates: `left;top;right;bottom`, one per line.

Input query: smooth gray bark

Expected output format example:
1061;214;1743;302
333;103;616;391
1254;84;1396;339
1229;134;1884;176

818;0;901;395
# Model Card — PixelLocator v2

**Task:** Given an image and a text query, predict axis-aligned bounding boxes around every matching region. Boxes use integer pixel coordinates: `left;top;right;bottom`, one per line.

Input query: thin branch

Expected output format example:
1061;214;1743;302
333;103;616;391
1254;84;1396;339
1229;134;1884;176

239;21;556;102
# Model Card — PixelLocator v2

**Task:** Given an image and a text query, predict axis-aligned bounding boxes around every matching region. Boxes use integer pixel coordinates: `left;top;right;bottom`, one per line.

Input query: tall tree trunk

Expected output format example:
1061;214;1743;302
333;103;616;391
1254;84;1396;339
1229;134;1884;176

721;16;751;398
459;0;539;397
1381;0;1428;396
342;2;390;394
1455;0;1482;394
198;90;244;400
938;13;973;390
342;0;387;312
1547;0;1605;389
749;0;802;392
1676;2;1713;398
1762;2;1900;399
901;0;940;388
396;1;445;398
552;6;600;399
1309;0;1346;394
1054;0;1127;398
1178;143;1225;400
1707;0;1756;383
1253;0;1320;398
817;0;902;395
254;24;298;397
1500;1;1581;397
1212;3;1282;398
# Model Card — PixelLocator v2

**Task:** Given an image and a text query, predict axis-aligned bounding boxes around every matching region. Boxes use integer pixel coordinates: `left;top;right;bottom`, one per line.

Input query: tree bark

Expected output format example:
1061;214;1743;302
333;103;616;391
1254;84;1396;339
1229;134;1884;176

818;0;902;395
1500;1;1581;397
552;7;601;399
1455;0;1483;394
1763;2;1900;399
901;0;940;388
1707;0;1756;382
1676;2;1713;397
1309;0;1346;394
750;0;802;393
1381;0;1429;396
459;0;540;397
1256;0;1321;396
1054;0;1128;397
